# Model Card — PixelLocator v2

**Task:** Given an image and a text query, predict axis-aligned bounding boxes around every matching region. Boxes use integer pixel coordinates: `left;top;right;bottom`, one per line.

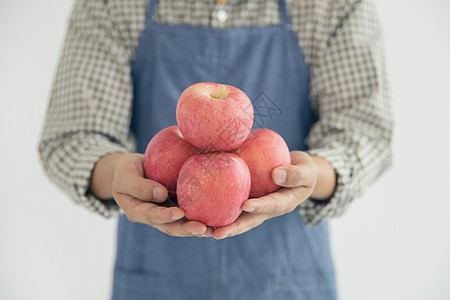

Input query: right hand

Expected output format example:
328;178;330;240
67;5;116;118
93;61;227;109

102;153;212;237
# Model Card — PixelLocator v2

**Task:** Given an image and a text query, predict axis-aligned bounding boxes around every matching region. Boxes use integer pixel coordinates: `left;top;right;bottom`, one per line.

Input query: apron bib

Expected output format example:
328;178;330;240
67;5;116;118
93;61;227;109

112;0;337;299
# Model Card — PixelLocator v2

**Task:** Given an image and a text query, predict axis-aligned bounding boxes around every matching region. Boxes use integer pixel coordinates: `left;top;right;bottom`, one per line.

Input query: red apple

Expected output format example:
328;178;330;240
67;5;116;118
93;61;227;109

177;152;251;227
233;128;291;198
143;126;201;197
176;82;254;151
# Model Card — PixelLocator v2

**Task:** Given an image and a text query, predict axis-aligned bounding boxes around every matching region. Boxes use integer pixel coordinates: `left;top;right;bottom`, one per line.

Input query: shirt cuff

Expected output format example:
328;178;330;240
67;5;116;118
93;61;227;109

298;147;354;226
71;142;129;218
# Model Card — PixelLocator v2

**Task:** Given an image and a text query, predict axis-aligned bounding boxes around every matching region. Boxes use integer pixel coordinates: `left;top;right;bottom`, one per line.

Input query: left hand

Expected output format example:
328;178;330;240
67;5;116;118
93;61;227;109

212;151;318;239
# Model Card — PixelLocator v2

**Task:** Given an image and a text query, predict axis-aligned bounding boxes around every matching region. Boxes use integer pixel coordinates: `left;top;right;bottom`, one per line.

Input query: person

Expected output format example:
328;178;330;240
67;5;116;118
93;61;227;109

39;0;393;299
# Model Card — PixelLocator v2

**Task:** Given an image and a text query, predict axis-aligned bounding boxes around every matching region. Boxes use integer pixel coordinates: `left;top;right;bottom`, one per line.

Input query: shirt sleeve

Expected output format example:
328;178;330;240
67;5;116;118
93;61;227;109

297;0;394;226
38;0;141;217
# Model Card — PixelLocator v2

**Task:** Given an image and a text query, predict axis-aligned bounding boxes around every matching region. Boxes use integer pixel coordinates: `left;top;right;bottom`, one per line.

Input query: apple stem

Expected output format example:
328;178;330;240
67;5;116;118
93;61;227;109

209;85;228;99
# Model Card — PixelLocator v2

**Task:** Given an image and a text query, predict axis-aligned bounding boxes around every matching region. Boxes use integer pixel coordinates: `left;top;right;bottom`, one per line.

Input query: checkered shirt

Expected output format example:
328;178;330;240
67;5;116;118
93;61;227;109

38;0;393;226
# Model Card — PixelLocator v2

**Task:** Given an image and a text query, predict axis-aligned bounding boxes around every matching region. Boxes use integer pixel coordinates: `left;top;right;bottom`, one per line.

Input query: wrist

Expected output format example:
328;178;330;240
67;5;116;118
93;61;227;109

309;155;336;201
90;152;126;200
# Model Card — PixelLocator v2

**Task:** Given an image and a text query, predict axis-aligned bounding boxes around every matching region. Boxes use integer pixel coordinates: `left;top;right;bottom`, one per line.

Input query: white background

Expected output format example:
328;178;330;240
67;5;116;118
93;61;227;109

1;0;449;299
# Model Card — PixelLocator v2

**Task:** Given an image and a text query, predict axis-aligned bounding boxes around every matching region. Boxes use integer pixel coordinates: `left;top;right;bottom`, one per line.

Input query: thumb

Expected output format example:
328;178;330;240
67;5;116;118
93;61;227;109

272;165;304;188
272;151;318;188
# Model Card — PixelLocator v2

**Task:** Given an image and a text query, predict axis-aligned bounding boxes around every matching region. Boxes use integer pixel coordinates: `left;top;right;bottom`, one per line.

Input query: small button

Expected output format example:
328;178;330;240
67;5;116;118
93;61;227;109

217;10;228;23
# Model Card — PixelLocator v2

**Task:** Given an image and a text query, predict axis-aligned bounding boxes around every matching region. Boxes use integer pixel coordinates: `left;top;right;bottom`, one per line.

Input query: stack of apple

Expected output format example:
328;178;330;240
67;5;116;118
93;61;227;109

143;82;290;227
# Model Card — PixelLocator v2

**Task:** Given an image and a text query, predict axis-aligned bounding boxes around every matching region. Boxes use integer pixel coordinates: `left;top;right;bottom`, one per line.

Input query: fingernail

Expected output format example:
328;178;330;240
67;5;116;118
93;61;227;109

153;188;166;201
243;207;255;212
274;169;287;185
171;214;181;221
216;235;228;240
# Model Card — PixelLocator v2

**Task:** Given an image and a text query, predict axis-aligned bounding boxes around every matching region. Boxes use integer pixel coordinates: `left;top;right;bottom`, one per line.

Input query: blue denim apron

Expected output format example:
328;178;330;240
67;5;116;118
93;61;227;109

112;0;337;299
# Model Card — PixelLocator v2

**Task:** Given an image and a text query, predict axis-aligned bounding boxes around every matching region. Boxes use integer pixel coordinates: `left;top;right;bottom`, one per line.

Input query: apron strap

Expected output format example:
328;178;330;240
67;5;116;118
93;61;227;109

279;0;292;26
145;0;159;26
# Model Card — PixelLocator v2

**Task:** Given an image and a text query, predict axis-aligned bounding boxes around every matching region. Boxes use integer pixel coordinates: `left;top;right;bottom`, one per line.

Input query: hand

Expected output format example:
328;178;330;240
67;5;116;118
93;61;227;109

94;153;212;237
212;151;321;239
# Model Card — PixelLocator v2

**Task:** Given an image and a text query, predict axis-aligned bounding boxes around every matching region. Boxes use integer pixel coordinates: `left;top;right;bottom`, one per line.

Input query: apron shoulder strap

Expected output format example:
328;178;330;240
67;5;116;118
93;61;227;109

279;0;292;27
145;0;159;27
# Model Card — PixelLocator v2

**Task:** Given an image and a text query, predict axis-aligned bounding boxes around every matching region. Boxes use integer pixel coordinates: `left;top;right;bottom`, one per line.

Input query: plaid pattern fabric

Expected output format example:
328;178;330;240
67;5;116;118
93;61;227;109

38;0;393;226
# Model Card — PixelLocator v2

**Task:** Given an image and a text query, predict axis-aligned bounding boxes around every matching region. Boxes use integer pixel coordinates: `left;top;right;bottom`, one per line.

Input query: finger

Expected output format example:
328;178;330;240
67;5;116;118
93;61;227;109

157;219;209;237
115;192;184;225
242;188;306;215
116;174;168;203
272;163;315;188
200;226;214;237
181;220;210;235
212;212;266;239
139;202;186;225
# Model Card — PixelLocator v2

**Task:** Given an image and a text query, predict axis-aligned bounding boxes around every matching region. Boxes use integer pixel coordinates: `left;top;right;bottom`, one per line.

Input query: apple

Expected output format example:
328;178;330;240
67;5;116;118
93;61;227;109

177;152;251;227
233;128;291;198
143;126;202;197
176;82;254;151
